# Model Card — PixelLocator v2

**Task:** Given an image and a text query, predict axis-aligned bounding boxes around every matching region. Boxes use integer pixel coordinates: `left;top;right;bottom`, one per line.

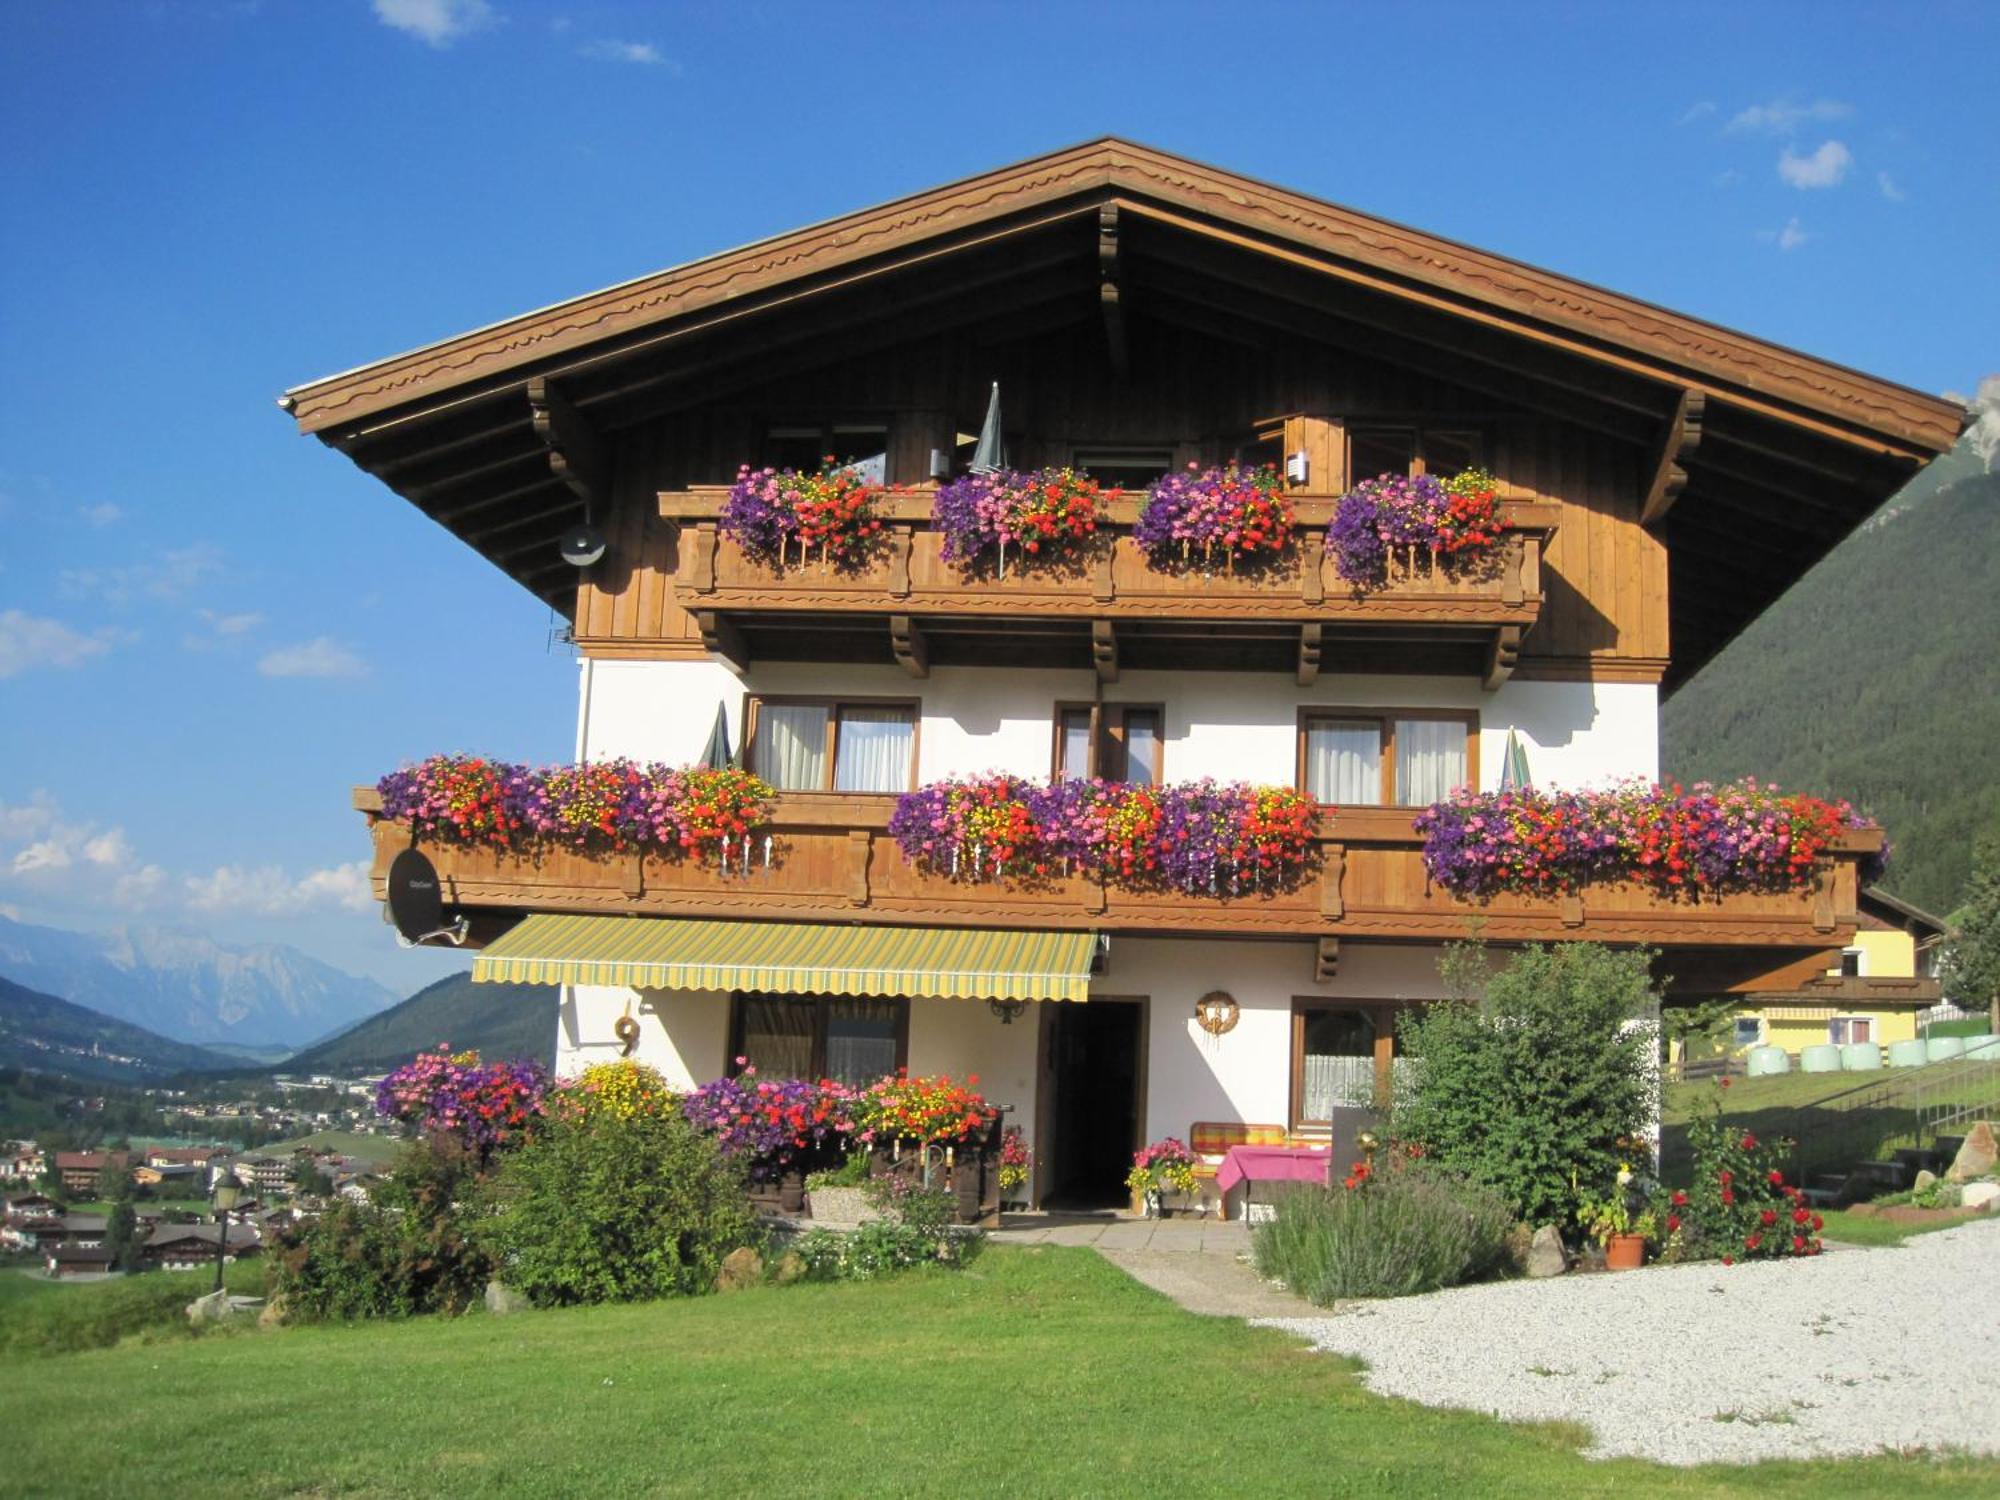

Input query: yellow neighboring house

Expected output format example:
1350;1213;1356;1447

1732;888;1950;1056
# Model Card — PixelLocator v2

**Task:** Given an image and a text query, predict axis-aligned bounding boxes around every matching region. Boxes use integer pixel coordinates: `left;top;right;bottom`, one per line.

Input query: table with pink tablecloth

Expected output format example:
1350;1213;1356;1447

1213;1144;1331;1196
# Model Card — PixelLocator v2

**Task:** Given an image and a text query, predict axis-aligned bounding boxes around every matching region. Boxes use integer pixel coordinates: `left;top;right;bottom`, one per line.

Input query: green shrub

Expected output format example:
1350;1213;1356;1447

789;1222;982;1281
477;1103;757;1307
1252;1169;1511;1303
804;1151;871;1190
1392;942;1658;1226
272;1137;490;1321
0;1260;266;1358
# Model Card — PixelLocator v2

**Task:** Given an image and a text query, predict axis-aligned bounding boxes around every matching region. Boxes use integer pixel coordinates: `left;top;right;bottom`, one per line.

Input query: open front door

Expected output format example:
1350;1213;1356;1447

1036;998;1146;1210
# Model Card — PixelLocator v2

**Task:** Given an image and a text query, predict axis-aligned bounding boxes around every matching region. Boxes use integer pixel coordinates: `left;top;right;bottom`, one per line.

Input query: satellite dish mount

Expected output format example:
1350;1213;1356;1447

385;848;469;948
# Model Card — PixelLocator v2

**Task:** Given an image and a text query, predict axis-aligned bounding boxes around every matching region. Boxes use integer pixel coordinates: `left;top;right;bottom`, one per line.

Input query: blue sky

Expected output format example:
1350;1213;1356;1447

1;0;1995;997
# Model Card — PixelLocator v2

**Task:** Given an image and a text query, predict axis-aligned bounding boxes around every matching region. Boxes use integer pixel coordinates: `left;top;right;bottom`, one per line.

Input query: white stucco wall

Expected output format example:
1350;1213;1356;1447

576;657;1658;792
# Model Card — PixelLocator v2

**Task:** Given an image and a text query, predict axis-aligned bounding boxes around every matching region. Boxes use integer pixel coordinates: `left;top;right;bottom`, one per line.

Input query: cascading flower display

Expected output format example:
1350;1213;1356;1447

1413;778;1875;901
679;1066;858;1182
850;1070;997;1146
1134;462;1296;571
549;1060;678;1124
932;467;1108;573
720;459;887;570
375;1046;548;1158
1329;468;1504;585
375;756;774;865
376;755;550;848
888;776;1319;897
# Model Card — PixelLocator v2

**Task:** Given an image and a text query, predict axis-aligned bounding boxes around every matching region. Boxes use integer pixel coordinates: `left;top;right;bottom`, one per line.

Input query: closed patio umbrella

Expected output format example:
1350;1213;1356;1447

1499;729;1532;792
698;704;734;769
970;382;1006;474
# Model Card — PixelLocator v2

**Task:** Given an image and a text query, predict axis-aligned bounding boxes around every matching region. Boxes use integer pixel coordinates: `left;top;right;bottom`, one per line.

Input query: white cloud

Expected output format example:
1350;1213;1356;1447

1678;100;1716;126
258;636;367;679
1778;140;1853;190
579;38;671;66
1963;374;2000;471
183;607;264;651
78;503;124;528
1756;217;1811;252
1713;168;1743;189
112;864;168;909
0;795;59;842
0;609;117;677
12;839;72;875
374;0;493;48
1726;97;1852;135
59;542;223;605
185;860;373;916
1877;170;1906;202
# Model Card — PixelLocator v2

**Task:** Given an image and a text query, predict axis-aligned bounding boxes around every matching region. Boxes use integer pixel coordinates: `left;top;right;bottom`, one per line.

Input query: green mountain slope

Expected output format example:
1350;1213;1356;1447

282;971;557;1073
0;974;239;1082
1664;456;2000;917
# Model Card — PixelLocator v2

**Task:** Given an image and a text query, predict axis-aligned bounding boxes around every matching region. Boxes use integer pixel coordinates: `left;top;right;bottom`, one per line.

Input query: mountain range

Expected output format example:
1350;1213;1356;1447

0;914;397;1049
1664;429;1999;919
0;973;238;1082
282;971;557;1073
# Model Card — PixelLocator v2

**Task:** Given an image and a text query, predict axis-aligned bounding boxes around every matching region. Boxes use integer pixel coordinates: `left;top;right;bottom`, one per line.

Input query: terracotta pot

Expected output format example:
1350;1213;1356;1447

1605;1232;1646;1271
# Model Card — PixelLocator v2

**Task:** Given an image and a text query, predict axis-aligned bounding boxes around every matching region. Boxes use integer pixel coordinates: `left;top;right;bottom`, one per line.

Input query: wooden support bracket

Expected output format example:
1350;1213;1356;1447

1560;893;1585;928
1297;623;1323;686
1483;625;1522;691
622;852;645;898
1812;863;1837;933
847;829;873;906
888;524;913;598
1092;619;1119;683
688;521;718;594
1314;936;1341;984
1301;528;1326;606
1099;204;1128;379
890;615;929;679
1319;842;1346;920
695;611;748;673
1640;388;1706;527
526;376;609;509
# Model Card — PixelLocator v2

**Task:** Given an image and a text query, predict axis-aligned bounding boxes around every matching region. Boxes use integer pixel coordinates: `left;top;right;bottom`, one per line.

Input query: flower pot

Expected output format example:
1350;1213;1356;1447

1605;1233;1646;1271
777;1170;807;1215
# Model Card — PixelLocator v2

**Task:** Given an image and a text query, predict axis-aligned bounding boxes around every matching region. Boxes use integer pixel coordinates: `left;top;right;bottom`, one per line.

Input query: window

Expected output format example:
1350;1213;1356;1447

1291;1001;1397;1131
1829;1016;1873;1046
749;698;917;793
1838;949;1865;978
1298;710;1475;806
1054;703;1163;784
1071;447;1176;491
765;423;890;484
1732;1018;1762;1050
1347;427;1484;485
731;995;907;1087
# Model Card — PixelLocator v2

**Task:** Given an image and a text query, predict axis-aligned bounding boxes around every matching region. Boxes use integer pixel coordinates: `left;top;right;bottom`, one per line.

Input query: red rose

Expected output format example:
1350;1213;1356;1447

1740;1134;1758;1150
1768;1170;1785;1186
1666;1214;1681;1231
1760;1209;1778;1227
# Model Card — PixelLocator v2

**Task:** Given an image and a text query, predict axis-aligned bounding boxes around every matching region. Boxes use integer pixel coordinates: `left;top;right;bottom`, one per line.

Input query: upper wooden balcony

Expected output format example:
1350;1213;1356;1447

355;787;1879;994
655;486;1558;681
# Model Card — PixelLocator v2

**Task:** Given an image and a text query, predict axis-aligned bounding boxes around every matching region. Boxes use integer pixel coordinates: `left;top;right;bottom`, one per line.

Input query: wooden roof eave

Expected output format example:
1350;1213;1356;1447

280;138;1964;462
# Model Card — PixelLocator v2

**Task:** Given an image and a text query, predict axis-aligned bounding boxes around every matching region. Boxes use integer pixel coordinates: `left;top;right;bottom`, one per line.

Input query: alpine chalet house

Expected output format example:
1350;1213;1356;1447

285;141;1962;1208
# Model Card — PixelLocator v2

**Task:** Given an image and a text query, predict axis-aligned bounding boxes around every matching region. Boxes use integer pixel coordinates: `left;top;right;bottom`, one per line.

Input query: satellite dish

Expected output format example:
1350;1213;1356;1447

386;848;465;946
560;523;608;568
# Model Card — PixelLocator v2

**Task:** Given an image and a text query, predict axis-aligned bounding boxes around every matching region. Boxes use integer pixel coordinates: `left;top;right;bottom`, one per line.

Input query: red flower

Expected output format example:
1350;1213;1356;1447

1739;1133;1758;1151
1768;1170;1785;1186
1760;1208;1778;1227
1792;1207;1809;1224
1745;1234;1762;1251
1666;1214;1681;1232
1670;1189;1688;1207
1792;1236;1807;1253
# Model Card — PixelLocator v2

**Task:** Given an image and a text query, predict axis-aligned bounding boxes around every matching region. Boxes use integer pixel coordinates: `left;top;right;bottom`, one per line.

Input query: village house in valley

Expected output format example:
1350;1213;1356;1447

285;141;1961;1207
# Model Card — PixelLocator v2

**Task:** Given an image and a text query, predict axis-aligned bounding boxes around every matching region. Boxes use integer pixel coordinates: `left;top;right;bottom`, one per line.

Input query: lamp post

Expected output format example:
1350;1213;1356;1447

211;1175;242;1295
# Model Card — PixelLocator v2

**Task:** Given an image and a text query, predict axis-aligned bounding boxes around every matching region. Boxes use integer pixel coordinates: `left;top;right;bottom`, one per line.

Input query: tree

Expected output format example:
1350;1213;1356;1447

1943;833;2000;1034
105;1199;143;1273
1392;942;1659;1228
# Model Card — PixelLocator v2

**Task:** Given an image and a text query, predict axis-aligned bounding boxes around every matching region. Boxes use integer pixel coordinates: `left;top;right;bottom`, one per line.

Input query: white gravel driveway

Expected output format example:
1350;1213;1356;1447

1255;1216;2000;1465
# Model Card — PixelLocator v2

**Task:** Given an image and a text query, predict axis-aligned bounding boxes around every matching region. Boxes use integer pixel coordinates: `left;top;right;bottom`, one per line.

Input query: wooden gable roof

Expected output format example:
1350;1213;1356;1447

282;138;1965;682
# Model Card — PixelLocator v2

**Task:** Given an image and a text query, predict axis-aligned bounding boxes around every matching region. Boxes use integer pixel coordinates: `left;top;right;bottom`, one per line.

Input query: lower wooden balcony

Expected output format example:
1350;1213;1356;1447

355;790;1878;993
649;487;1556;679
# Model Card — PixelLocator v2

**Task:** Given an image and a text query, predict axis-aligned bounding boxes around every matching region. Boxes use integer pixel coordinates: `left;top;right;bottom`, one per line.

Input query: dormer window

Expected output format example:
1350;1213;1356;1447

766;423;889;483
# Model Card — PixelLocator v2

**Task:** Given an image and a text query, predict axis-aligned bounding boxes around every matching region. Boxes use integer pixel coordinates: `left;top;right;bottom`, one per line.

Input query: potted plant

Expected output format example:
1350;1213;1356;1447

1134;462;1295;574
997;1126;1031;1210
1578;1164;1656;1270
719;458;887;571
933;467;1107;576
1125;1138;1201;1218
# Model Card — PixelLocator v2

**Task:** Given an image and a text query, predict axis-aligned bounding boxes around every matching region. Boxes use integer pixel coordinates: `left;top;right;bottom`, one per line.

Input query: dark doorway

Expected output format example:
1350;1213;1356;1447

1039;999;1144;1209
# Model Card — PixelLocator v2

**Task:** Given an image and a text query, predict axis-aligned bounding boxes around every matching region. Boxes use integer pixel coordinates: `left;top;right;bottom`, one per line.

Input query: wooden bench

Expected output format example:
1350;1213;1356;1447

1189;1121;1294;1219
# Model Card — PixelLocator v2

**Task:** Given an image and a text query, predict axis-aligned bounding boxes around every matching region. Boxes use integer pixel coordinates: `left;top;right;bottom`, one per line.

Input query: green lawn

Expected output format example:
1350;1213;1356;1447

1817;1209;1985;1248
2;1248;1996;1498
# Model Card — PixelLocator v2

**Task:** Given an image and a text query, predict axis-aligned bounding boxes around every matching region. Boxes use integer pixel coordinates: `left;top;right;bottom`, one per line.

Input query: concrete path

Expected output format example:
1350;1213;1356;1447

991;1212;1318;1319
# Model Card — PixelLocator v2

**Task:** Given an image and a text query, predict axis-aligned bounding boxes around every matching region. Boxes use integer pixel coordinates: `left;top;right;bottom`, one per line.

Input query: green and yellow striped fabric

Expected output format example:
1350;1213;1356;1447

470;913;1095;1002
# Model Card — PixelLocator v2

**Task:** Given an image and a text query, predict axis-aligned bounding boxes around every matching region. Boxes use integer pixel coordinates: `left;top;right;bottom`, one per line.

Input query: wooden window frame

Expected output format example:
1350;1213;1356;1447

727;993;911;1082
1294;707;1479;809
1289;998;1397;1136
743;694;922;794
1346;426;1486;481
1051;701;1166;783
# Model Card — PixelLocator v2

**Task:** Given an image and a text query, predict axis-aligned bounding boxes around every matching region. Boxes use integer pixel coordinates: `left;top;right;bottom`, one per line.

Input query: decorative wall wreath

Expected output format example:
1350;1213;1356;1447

1193;991;1240;1037
613;1004;641;1056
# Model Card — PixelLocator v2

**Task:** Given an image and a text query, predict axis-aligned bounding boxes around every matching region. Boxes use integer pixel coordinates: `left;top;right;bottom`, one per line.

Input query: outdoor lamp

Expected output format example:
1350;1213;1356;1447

211;1177;242;1295
212;1179;241;1213
988;998;1027;1025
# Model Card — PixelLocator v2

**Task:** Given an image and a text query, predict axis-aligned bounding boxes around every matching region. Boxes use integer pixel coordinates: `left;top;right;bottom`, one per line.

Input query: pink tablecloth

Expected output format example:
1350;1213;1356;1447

1213;1144;1331;1196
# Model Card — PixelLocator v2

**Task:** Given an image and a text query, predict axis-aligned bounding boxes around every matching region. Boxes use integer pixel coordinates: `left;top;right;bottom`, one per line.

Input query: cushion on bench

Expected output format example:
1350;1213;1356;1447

1188;1121;1291;1176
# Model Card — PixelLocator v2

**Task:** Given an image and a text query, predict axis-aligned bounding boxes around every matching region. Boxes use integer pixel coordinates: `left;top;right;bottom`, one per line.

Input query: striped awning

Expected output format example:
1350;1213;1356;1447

470;913;1095;1003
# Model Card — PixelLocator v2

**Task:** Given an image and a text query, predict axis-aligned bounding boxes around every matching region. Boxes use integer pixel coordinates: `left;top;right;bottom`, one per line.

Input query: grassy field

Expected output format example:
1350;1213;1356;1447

1662;1066;2000;1182
0;1260;267;1356
262;1128;402;1166
1816;1209;1985;1248
2;1248;1997;1498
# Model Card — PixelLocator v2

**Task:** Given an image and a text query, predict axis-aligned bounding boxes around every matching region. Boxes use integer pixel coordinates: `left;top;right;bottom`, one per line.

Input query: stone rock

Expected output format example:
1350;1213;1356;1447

772;1250;807;1286
186;1289;234;1325
1501;1224;1535;1274
1946;1122;1997;1182
1525;1224;1567;1278
1913;1169;1939;1193
484;1280;528;1315
258;1295;288;1329
717;1246;764;1292
1961;1180;1999;1212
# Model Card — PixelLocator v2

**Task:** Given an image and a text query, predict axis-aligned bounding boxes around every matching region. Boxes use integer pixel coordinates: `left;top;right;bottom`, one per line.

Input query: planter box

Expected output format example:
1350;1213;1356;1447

866;1118;1004;1228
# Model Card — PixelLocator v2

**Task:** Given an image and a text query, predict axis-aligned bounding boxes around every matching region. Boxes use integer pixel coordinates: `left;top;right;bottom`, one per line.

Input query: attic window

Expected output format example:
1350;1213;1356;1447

1073;447;1174;490
766;424;889;483
1348;428;1484;483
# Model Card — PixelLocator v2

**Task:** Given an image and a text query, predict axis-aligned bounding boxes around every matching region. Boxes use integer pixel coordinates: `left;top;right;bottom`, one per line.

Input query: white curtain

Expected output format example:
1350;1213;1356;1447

1395;718;1466;805
1305;719;1382;804
1303;1055;1378;1118
1057;711;1093;780
1123;714;1161;786
759;704;829;791
833;707;915;792
824;998;901;1086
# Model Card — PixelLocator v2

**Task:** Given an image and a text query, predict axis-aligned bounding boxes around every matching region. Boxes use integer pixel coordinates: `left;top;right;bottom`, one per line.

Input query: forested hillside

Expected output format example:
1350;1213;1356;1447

0;974;238;1082
282;972;557;1073
1664;447;1999;918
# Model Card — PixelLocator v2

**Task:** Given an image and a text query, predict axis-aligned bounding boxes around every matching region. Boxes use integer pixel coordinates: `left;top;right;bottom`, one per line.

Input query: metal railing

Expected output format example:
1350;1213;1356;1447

1776;1037;2000;1181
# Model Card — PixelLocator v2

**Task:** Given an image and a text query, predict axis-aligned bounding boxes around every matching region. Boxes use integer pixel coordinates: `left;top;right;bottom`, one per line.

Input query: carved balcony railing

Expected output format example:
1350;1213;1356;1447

655;487;1557;681
355;788;1879;992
